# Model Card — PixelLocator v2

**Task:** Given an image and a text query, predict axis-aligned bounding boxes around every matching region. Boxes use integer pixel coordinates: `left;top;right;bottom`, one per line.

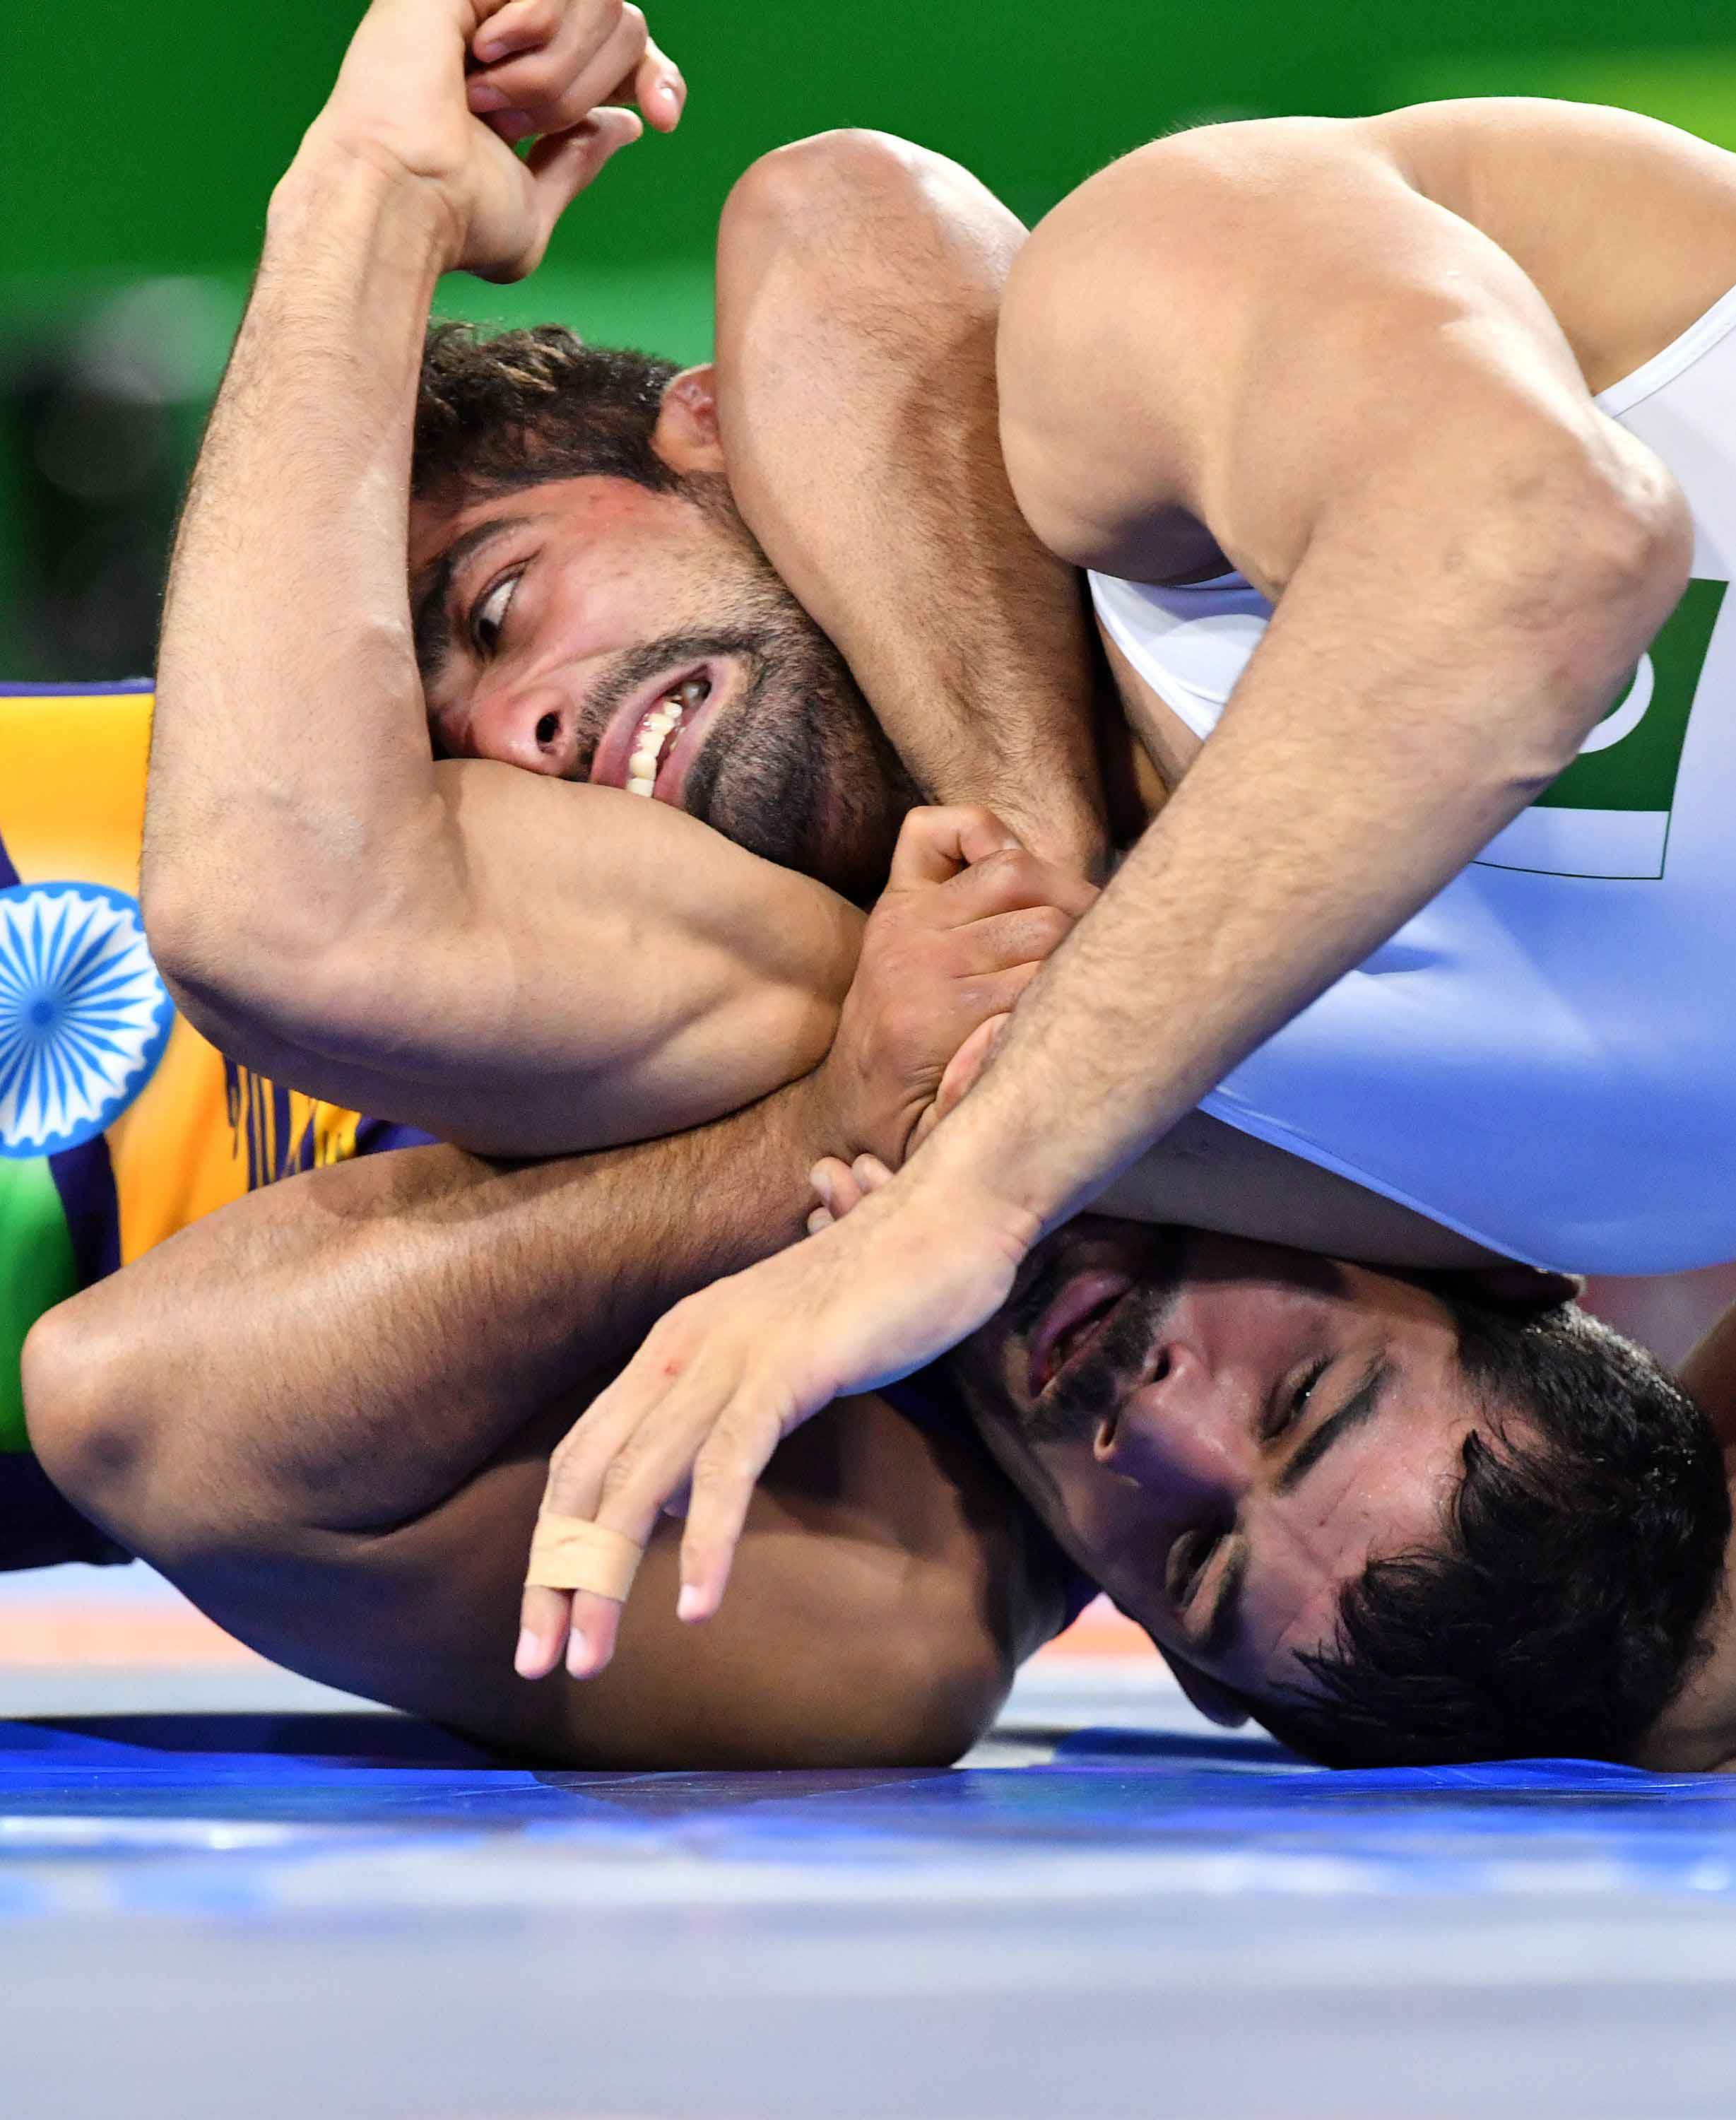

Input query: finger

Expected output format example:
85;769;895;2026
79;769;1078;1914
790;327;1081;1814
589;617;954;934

526;110;643;236
806;1204;834;1235
631;36;685;131
562;1375;762;1676
479;107;540;147
957;960;1044;1025
473;0;561;64
677;1419;779;1623
887;806;1022;890
935;848;1098;926
810;1155;865;1218
516;1583;573;1678
912;1012;1010;1150
565;1586;625;1676
469;3;651;135
945;903;1075;977
850;1154;894;1193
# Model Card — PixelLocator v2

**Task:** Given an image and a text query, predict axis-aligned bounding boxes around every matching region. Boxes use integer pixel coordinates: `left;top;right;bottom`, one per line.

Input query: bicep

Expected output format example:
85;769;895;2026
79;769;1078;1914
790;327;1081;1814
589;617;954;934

186;762;863;1158
997;117;1607;587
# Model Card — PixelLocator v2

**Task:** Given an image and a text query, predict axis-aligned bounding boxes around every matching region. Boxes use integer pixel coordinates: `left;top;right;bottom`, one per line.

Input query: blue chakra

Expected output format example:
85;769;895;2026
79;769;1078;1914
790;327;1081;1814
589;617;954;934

0;882;175;1158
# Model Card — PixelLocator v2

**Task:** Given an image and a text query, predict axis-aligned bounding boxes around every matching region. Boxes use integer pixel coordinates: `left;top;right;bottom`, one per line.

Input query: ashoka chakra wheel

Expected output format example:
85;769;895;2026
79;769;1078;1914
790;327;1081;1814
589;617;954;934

0;883;174;1158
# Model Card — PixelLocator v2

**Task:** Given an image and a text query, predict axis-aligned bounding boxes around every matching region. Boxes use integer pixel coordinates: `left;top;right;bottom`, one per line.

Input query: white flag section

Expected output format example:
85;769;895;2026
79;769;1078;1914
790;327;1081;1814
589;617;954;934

0;882;173;1158
1475;801;1672;881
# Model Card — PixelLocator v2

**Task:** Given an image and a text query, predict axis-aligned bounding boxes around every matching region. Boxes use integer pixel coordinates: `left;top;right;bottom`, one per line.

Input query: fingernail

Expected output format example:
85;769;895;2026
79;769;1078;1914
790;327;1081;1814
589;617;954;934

514;1627;541;1677
468;81;511;111
565;1628;590;1677
677;1585;704;1623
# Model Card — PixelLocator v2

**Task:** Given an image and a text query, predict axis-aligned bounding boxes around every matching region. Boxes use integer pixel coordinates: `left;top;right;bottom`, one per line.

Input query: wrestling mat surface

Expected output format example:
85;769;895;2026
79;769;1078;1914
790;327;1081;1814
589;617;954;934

3;1567;1735;2118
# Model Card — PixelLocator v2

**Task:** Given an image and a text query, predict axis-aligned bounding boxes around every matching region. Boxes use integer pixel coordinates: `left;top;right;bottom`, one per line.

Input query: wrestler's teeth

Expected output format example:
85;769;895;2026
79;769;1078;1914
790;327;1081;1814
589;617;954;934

625;679;708;799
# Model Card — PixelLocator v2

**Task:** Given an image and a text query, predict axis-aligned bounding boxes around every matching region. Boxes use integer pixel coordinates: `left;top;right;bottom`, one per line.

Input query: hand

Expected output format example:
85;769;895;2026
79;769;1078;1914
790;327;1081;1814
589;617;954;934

809;806;1096;1172
805;1001;1003;1230
305;0;685;281
515;1166;1037;1683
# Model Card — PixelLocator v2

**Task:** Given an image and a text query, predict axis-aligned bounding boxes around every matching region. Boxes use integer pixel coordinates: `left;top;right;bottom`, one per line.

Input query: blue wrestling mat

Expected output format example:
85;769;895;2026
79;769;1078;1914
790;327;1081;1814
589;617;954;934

6;1685;1736;2119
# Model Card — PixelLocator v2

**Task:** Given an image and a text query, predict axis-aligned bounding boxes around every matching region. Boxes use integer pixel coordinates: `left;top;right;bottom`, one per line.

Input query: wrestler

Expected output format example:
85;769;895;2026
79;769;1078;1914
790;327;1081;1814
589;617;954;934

138;0;1736;1764
514;104;1736;1698
23;831;1725;1768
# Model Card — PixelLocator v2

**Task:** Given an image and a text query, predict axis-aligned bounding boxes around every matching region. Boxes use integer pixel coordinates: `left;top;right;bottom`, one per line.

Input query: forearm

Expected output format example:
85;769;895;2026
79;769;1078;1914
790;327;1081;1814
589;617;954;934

25;1074;822;1538
916;508;1689;1235
716;133;1106;872
149;146;450;970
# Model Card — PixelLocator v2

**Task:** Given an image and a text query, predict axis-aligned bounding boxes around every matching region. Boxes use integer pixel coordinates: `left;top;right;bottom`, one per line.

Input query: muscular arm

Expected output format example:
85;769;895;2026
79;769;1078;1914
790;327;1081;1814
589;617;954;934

512;114;1699;1643
147;19;857;1159
909;113;1690;1242
23;1086;1059;1764
714;132;1109;874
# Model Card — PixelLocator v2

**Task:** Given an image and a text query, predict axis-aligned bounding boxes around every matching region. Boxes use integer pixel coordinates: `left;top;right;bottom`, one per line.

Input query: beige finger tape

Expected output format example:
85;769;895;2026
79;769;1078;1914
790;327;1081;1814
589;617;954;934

524;1516;645;1601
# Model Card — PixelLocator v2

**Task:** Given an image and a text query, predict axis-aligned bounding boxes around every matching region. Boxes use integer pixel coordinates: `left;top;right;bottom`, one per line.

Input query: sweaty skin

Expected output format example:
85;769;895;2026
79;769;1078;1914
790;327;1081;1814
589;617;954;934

146;0;880;1162
520;100;1731;1681
25;815;1097;1765
946;1222;1491;1725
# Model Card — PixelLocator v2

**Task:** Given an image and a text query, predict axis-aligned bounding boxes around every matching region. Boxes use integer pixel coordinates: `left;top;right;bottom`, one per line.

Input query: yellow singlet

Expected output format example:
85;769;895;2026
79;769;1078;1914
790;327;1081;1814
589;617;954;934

0;683;432;1560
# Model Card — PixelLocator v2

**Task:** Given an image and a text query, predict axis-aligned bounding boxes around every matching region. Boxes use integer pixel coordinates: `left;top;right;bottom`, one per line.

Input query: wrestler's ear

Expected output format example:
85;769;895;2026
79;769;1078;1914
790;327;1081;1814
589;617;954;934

652;365;726;474
1162;1649;1251;1729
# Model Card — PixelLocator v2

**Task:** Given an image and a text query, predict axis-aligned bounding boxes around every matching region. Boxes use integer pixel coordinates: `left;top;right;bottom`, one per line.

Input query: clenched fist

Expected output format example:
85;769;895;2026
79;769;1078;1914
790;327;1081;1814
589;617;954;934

299;0;684;281
808;806;1099;1173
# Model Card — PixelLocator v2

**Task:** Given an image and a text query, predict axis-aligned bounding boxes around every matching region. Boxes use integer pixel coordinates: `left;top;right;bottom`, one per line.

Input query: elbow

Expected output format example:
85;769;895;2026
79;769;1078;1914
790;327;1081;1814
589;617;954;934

25;1292;271;1577
143;878;388;1080
23;1297;157;1560
1501;444;1694;784
724;129;934;249
141;873;306;1053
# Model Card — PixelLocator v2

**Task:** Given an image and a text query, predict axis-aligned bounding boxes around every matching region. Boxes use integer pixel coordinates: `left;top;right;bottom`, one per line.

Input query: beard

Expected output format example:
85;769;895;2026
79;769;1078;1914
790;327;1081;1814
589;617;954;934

1007;1225;1191;1448
677;479;917;902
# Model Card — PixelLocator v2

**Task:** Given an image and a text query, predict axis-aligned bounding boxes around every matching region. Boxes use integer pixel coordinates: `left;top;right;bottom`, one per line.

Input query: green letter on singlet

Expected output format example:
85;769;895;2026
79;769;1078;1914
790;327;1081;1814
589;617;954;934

0;1155;80;1454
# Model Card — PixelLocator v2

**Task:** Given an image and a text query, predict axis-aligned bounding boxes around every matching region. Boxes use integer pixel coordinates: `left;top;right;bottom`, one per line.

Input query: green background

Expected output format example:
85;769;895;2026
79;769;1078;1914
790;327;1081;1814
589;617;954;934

4;0;1736;669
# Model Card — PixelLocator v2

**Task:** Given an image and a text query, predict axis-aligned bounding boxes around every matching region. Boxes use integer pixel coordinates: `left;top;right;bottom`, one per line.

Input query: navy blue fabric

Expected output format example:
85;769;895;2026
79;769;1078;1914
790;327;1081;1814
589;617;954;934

0;678;154;695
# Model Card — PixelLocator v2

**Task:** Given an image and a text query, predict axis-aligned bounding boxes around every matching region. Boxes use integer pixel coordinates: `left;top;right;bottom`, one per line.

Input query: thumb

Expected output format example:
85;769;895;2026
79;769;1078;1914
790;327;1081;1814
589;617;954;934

910;1011;1009;1153
529;107;643;235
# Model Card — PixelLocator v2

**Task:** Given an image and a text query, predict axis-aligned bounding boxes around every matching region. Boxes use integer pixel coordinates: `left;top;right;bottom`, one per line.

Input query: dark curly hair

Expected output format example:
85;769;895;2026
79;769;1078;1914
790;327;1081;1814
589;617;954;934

1258;1294;1730;1768
412;319;683;507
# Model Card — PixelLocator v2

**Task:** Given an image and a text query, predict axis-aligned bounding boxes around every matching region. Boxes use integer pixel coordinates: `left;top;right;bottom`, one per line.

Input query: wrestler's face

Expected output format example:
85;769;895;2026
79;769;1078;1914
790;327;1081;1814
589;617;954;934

408;467;914;904
949;1220;1494;1729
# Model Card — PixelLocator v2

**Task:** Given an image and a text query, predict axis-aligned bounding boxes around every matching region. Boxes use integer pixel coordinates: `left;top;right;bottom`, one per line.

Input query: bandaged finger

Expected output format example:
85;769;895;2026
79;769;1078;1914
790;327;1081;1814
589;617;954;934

524;1514;644;1601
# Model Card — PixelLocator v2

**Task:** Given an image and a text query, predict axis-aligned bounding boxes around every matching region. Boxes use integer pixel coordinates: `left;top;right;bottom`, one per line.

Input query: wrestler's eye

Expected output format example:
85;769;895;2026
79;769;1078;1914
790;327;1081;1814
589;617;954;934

469;569;522;656
1267;1358;1328;1444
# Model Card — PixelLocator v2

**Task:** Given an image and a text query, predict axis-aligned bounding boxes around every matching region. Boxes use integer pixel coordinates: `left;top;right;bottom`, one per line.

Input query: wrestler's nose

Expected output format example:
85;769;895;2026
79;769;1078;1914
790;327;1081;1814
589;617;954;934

1100;1343;1254;1504
465;683;581;777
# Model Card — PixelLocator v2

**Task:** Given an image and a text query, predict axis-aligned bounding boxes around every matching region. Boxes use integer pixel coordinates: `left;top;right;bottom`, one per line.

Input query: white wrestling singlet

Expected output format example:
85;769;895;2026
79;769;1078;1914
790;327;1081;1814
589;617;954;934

1090;282;1736;1275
